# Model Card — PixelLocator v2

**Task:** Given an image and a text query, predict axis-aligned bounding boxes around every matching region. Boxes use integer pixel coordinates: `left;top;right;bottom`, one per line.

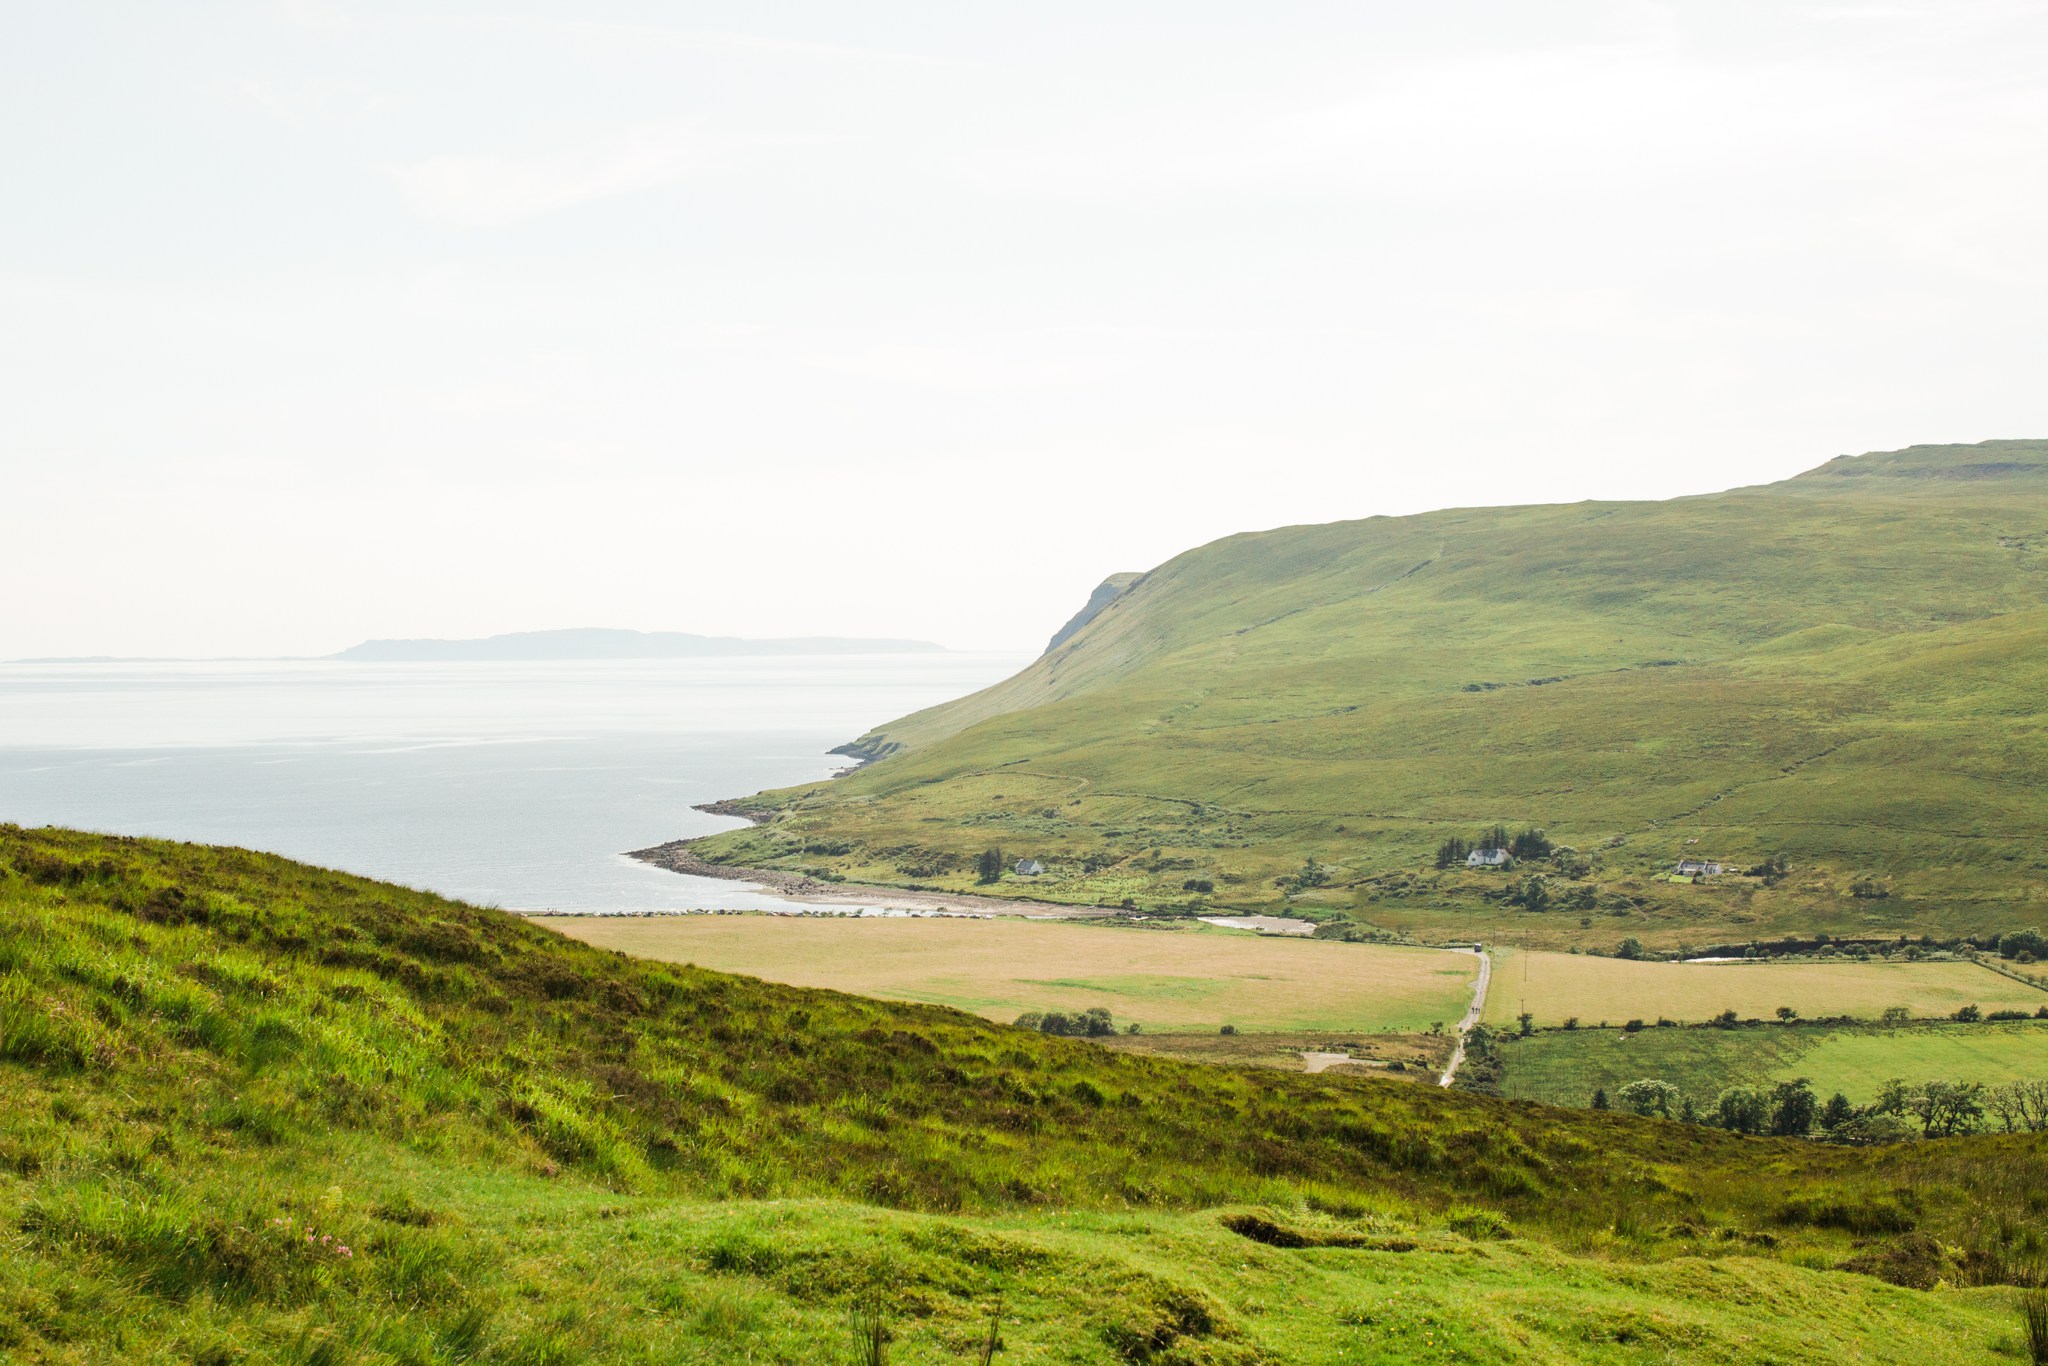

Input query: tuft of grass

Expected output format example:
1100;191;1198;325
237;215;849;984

2022;1290;2048;1365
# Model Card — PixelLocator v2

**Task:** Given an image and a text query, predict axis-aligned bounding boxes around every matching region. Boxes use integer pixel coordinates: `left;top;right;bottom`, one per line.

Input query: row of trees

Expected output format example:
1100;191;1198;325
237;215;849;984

1590;1075;2048;1142
1013;1006;1131;1037
1435;826;1555;869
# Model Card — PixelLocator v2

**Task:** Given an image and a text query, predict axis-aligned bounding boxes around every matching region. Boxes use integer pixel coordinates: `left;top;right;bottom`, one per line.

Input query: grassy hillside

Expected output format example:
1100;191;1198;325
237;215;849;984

7;825;2048;1361
691;440;2048;949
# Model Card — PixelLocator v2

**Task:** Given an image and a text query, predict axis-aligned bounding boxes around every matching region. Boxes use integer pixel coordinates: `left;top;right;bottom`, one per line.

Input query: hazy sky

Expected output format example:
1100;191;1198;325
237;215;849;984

6;1;2045;657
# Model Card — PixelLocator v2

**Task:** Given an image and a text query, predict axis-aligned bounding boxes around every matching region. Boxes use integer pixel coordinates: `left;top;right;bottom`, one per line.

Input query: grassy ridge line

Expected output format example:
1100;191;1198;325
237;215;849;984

4;826;2047;1360
688;440;2048;946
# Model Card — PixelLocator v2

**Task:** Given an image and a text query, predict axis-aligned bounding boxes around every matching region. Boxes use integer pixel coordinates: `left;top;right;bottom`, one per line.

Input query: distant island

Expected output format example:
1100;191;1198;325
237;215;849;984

328;628;943;662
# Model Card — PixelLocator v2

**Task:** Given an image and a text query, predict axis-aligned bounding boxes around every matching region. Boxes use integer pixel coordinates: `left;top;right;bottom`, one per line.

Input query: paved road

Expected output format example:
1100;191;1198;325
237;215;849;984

1438;946;1492;1088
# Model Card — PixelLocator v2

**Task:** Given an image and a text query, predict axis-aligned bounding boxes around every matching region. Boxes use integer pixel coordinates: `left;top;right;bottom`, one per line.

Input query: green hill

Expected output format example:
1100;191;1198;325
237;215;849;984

692;440;2048;950
4;825;2046;1361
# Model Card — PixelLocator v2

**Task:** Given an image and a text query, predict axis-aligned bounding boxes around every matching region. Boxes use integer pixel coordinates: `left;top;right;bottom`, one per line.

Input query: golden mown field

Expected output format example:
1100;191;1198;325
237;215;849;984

1484;949;2043;1027
544;914;1479;1033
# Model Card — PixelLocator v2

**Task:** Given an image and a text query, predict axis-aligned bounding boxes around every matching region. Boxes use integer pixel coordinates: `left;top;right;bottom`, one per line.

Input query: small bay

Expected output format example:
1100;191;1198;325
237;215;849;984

0;653;1023;913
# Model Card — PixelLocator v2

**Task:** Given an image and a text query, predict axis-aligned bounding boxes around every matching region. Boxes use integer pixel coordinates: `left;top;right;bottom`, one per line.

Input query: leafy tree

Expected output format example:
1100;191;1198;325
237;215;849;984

1678;1095;1700;1124
1712;1086;1770;1135
1711;1009;1739;1028
1986;1079;2048;1133
1999;928;2048;960
1910;1080;1984;1137
1768;1078;1818;1136
1590;1087;1609;1110
1434;836;1472;869
1479;824;1512;854
1819;1091;1855;1130
1615;937;1645;961
1954;1004;1983;1023
1508;828;1554;861
1880;1005;1911;1027
1775;1006;1798;1022
1617;1079;1680;1118
976;848;1006;884
1509;876;1551;912
1516;1011;1534;1038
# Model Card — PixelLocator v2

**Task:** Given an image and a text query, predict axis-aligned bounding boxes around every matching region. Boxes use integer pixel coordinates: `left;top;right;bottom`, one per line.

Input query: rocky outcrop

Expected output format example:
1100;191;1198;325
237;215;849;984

1043;572;1142;656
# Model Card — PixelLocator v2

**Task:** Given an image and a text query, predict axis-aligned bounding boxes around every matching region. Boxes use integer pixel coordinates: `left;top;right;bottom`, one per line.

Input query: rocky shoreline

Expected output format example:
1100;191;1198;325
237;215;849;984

625;837;1116;919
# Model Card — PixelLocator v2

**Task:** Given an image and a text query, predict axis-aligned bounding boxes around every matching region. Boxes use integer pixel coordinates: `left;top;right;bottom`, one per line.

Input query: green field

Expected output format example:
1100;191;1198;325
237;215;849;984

1482;948;2042;1027
1499;1020;2048;1109
11;825;2048;1361
688;440;2048;951
545;913;1480;1033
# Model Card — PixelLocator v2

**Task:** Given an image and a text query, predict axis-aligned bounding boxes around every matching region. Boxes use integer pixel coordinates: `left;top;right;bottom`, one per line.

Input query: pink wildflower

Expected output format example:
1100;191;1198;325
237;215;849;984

338;1246;352;1258
322;1235;332;1245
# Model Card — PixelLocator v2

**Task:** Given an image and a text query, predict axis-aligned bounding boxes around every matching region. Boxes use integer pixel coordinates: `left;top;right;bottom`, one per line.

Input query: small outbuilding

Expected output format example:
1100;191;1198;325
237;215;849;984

1675;859;1724;877
1014;858;1046;876
1466;847;1512;868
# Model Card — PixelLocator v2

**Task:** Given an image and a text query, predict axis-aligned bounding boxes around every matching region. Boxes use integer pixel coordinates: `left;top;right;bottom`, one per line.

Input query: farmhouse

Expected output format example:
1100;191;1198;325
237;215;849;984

1676;859;1724;877
1467;847;1512;868
1014;858;1046;876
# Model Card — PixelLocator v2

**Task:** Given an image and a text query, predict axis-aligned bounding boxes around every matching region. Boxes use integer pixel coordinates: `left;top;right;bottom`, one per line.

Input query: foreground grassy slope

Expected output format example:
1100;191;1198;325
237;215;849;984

6;826;2048;1361
693;440;2048;948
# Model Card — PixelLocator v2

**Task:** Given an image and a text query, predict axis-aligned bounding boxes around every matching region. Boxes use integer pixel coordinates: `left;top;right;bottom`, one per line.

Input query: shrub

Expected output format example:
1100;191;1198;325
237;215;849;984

1180;879;1214;894
1954;1004;1983;1023
1218;1024;1236;1036
1445;1204;1511;1240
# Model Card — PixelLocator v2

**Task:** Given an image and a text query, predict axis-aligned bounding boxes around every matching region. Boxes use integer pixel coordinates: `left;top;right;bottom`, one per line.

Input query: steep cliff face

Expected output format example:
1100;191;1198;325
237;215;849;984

1043;573;1143;655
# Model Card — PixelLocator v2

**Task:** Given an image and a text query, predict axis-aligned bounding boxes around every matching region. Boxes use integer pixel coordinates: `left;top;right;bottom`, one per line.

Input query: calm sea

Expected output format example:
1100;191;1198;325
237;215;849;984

0;654;1025;913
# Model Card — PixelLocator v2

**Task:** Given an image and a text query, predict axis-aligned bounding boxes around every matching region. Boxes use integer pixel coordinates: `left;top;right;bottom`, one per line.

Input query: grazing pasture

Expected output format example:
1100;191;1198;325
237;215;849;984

1482;948;2042;1028
1499;1020;2048;1110
544;914;1479;1033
